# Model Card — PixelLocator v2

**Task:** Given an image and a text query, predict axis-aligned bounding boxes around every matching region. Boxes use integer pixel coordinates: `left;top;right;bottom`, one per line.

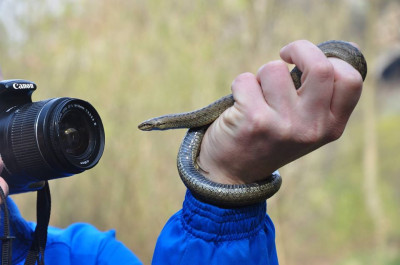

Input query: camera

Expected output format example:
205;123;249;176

0;80;105;194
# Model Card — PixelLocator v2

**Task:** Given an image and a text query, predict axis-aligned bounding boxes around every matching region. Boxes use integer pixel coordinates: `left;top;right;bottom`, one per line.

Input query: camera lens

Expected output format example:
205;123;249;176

59;110;91;156
0;97;105;193
47;98;105;172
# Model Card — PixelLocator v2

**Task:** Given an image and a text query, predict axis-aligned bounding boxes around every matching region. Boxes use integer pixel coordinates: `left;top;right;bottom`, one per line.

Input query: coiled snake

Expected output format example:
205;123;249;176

138;40;367;207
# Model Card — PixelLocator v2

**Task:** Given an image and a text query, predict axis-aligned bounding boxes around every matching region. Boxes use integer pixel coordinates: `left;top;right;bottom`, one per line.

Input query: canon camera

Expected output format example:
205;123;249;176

0;80;105;194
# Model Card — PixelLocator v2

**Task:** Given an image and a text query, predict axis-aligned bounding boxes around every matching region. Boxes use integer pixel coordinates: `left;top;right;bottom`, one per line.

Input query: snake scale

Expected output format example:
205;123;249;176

138;40;367;207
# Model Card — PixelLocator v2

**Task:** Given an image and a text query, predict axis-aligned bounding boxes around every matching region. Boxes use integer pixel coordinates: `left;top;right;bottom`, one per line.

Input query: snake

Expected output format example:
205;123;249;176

138;40;368;207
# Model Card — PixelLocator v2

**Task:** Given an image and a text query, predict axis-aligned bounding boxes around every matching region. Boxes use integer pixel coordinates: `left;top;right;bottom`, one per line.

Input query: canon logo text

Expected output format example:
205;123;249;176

13;83;34;89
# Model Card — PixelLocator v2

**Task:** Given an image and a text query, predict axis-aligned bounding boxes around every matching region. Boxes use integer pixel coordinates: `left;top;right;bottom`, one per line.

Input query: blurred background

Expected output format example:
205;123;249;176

0;0;399;264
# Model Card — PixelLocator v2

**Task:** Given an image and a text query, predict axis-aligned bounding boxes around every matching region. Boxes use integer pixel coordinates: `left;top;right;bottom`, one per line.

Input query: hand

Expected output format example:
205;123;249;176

0;157;9;203
197;40;363;184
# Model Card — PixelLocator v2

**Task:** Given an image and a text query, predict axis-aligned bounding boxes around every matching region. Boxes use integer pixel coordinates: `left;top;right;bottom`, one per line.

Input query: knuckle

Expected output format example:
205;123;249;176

239;111;272;137
311;61;334;81
291;40;313;50
261;60;287;73
328;129;344;141
341;68;364;91
276;120;294;142
325;122;346;142
247;112;269;132
303;116;347;144
257;61;289;86
299;122;328;145
305;128;323;144
232;72;256;87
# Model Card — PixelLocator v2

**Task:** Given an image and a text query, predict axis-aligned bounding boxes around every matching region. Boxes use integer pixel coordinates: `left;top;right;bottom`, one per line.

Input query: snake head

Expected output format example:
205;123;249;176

138;117;170;131
138;114;186;131
138;119;158;131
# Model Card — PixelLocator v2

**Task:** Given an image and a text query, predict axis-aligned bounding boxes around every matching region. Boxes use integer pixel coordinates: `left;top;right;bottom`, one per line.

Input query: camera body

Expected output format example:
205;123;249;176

0;80;105;194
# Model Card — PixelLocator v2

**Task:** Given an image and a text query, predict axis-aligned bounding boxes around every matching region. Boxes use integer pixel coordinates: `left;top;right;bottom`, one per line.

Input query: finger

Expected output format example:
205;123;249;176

231;72;267;111
256;60;297;111
329;57;363;121
280;40;334;108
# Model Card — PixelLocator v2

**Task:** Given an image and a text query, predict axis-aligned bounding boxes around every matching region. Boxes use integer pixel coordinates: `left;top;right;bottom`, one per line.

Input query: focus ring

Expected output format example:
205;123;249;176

11;101;52;177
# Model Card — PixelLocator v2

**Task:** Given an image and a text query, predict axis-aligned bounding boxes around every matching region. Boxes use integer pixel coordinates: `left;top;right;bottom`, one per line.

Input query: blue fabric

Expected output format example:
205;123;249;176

0;198;32;263
152;191;278;265
1;191;278;264
0;197;141;265
43;224;141;265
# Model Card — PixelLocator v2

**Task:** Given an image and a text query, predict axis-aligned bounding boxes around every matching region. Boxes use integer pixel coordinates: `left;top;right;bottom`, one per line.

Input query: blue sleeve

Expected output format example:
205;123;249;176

152;191;279;265
2;197;143;265
44;223;143;265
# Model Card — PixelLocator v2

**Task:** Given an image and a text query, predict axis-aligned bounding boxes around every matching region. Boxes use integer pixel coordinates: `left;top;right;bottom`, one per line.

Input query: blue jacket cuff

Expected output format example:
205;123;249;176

181;190;267;242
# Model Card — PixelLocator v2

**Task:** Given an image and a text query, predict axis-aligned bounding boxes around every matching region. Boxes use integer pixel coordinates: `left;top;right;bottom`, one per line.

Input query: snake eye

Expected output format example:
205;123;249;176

138;121;154;131
156;121;164;128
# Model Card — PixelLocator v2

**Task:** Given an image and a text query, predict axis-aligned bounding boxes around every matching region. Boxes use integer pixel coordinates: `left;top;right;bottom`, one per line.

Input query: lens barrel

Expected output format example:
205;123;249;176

0;97;105;194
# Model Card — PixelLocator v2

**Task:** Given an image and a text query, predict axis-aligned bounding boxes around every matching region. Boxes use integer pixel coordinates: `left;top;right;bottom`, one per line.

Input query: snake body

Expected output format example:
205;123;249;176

138;40;367;207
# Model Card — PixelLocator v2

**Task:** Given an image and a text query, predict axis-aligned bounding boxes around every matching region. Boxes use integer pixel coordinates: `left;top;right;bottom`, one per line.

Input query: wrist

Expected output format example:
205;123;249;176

179;126;282;207
196;157;244;185
197;151;277;185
